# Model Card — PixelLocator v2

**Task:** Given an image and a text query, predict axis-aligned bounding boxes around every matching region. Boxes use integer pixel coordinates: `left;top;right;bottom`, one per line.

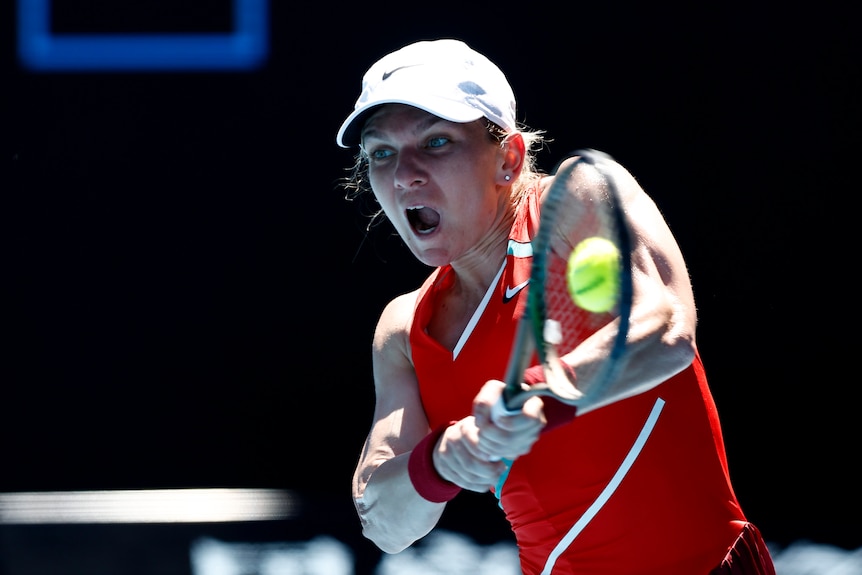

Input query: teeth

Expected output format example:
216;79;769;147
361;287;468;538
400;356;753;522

407;206;425;210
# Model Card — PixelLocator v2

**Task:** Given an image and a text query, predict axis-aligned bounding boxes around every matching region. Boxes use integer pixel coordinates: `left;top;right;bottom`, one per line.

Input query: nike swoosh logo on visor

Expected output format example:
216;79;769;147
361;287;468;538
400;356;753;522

382;64;419;81
503;279;530;303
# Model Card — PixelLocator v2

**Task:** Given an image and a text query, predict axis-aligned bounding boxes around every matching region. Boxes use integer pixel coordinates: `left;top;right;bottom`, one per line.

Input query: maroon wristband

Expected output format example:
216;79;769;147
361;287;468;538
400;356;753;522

524;365;578;433
408;422;462;503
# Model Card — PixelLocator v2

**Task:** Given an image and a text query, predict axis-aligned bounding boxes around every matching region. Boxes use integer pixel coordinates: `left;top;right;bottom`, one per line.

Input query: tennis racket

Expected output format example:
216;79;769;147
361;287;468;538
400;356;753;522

491;148;634;420
489;149;634;507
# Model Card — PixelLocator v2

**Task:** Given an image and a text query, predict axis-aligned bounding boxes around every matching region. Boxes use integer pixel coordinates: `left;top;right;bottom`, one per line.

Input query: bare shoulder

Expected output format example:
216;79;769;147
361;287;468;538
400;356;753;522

377;289;420;331
372;289;420;358
539;152;646;205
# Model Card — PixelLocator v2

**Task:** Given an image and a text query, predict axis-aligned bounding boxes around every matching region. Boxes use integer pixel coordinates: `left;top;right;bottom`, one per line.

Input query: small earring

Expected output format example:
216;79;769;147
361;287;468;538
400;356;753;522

504;175;511;181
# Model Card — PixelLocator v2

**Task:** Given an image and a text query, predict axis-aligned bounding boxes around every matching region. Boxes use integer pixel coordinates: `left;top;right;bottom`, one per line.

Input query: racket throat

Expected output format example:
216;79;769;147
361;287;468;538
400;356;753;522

534;318;581;403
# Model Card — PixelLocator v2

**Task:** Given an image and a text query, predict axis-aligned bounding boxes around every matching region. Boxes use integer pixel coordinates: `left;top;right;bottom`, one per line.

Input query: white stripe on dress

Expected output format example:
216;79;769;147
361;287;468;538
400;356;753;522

541;397;666;575
452;260;506;360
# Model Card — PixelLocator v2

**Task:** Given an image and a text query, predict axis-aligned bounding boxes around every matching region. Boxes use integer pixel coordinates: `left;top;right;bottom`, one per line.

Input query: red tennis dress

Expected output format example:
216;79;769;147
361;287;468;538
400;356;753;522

409;187;775;574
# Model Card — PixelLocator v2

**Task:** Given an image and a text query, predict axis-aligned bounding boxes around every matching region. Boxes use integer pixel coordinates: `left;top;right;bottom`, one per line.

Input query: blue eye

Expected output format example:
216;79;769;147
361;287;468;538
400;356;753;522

370;148;394;160
427;136;449;148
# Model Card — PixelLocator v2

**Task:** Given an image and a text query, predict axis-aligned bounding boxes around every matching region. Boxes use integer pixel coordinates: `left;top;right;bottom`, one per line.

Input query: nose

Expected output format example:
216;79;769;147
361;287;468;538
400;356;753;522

393;150;427;189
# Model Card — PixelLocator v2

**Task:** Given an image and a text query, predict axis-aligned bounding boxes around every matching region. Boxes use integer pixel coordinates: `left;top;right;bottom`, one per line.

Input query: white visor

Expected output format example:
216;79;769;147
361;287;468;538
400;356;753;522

336;39;517;148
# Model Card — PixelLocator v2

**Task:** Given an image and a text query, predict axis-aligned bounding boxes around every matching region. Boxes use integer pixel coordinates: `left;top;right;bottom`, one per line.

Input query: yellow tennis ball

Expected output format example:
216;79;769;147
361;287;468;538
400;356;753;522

566;237;620;313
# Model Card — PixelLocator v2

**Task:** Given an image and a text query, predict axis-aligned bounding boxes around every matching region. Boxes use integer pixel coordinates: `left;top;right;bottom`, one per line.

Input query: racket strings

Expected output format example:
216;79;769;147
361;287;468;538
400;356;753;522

539;183;620;361
543;254;611;357
507;151;629;404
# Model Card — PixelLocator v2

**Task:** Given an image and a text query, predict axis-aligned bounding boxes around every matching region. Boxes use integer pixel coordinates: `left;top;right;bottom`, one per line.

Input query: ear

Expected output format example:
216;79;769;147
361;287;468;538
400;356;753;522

497;132;526;185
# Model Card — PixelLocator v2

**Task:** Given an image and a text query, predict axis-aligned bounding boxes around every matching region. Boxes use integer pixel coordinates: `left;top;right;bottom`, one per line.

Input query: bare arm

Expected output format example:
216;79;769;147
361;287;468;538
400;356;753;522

351;290;444;553
543;155;698;415
353;288;532;552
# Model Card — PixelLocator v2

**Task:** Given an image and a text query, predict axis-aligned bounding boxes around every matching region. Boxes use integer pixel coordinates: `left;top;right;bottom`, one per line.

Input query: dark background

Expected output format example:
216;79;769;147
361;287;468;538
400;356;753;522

4;0;860;559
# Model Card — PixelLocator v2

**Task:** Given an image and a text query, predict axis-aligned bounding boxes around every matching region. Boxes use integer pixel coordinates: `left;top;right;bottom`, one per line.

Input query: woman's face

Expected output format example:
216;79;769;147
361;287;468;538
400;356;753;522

361;104;508;268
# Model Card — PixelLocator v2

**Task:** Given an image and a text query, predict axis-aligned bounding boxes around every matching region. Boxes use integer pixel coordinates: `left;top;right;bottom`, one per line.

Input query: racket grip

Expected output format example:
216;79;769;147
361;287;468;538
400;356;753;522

493;457;513;509
491;395;522;423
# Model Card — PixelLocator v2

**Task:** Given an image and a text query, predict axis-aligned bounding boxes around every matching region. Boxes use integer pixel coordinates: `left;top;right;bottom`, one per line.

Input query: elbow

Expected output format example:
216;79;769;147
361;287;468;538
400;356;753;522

658;299;697;373
666;335;696;373
355;497;421;554
659;311;696;375
361;521;416;554
369;536;411;555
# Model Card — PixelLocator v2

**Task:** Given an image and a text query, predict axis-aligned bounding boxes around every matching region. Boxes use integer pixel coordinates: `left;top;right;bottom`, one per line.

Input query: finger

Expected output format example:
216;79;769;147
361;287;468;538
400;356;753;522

472;380;506;426
436;444;507;490
522;396;548;426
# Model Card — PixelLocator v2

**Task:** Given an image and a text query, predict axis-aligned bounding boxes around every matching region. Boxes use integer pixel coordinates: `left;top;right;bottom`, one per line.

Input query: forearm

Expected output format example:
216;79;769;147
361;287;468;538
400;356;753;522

569;284;695;414
353;452;446;554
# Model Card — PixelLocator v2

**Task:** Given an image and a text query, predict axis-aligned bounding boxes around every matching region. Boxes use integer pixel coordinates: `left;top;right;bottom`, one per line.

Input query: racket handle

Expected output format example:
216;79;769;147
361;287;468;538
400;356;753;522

491;395;522;423
493;457;513;509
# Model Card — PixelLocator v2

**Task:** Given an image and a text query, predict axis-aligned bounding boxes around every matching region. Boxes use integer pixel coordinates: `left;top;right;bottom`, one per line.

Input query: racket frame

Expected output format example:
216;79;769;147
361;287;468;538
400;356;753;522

496;149;634;416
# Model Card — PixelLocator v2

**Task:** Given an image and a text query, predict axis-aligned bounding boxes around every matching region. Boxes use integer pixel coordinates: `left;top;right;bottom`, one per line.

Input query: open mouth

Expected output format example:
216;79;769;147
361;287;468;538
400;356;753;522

406;206;440;234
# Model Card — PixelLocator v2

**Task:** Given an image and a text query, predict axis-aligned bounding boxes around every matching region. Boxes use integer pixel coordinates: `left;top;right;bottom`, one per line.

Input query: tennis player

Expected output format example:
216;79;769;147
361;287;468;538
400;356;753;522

336;38;776;574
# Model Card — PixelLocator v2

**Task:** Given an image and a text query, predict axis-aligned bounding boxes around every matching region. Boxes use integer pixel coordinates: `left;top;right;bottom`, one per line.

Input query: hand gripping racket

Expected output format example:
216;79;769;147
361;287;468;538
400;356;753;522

491;148;634;422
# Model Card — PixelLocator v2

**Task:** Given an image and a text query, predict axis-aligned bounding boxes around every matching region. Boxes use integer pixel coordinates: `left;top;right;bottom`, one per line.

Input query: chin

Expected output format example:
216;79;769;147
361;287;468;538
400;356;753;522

411;248;450;269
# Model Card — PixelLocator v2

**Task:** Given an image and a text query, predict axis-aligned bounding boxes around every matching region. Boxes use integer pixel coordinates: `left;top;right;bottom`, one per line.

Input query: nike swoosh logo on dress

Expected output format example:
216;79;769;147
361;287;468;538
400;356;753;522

503;279;530;303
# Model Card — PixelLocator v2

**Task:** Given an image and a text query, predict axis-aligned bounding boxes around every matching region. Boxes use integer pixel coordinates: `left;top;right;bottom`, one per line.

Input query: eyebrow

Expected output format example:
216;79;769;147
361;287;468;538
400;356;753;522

361;113;450;143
